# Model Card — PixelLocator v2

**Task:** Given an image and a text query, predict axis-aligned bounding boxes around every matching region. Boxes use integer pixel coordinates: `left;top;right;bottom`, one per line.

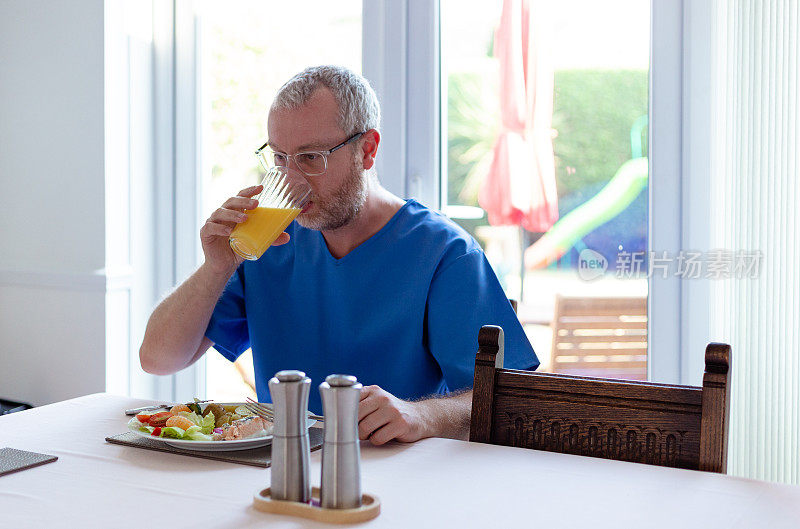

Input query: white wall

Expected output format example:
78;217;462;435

0;0;107;405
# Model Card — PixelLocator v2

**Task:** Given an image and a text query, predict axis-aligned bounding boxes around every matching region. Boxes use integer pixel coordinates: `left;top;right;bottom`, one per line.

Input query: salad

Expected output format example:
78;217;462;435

127;402;272;442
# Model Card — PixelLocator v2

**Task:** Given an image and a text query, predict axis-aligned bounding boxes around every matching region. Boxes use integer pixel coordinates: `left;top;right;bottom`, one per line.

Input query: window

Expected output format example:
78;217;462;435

441;0;650;378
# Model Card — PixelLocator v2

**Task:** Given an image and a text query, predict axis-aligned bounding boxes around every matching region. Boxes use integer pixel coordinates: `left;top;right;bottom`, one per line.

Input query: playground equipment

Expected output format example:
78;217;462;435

524;116;648;270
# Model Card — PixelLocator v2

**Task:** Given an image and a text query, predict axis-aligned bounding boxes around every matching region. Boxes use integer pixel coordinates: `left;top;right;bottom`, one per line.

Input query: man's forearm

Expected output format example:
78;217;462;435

416;390;473;441
139;262;235;375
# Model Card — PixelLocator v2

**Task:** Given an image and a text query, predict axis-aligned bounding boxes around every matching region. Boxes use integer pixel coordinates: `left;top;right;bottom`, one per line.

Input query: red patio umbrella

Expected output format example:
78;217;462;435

479;0;559;233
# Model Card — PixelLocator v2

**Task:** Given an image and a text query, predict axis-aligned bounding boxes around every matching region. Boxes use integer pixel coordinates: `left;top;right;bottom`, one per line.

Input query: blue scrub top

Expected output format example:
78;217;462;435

205;199;538;413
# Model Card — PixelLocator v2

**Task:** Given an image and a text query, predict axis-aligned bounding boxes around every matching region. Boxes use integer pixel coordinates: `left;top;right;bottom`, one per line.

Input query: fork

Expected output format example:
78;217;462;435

245;397;324;422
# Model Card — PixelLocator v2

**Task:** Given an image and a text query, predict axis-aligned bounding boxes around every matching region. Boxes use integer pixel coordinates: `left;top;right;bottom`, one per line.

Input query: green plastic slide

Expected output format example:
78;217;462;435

524;156;648;269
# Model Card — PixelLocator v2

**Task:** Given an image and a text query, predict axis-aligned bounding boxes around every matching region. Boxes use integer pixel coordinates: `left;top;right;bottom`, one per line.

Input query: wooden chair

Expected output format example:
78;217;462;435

470;325;731;473
551;295;648;380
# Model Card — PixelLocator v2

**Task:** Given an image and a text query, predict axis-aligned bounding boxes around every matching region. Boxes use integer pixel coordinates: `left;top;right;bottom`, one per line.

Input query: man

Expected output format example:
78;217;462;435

139;65;538;445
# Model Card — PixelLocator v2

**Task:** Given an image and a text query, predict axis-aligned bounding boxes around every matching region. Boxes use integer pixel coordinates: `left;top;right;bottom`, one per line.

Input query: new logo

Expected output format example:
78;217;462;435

577;249;608;281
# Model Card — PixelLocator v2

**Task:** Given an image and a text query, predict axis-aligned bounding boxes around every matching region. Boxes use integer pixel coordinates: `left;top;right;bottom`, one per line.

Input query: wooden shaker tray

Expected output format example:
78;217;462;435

253;486;380;524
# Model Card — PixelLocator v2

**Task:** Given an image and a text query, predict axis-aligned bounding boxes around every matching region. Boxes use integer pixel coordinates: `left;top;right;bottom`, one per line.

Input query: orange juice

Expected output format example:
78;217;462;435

229;206;301;260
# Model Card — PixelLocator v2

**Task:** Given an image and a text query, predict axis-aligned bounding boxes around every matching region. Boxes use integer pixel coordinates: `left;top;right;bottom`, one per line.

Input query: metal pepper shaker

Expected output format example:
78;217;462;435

319;374;363;509
268;370;311;503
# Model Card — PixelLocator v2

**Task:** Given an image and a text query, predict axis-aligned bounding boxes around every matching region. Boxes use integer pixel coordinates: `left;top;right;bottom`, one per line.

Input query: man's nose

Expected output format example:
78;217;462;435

285;163;312;187
285;157;308;179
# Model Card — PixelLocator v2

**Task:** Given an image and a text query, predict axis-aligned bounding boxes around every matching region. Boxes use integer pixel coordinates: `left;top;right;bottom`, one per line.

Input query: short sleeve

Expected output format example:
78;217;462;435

425;249;539;392
204;265;250;362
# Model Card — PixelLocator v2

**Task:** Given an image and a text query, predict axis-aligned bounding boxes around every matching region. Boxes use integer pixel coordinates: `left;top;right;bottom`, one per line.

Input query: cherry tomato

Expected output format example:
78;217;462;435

151;427;162;437
148;412;173;427
135;413;154;424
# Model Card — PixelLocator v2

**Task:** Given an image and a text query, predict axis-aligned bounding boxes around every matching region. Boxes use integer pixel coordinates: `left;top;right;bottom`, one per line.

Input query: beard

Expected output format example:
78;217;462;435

296;154;368;231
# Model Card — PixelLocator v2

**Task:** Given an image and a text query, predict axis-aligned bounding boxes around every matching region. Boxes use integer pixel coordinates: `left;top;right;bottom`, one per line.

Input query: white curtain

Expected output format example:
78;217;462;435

710;0;799;483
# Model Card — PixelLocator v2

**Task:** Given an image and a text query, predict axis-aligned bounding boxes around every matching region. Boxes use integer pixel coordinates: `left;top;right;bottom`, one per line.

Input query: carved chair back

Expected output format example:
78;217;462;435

470;325;731;472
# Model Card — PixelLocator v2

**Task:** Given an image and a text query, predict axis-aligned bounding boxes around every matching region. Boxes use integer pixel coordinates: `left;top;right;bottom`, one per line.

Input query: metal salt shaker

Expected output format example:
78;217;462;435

268;370;311;503
319;374;363;509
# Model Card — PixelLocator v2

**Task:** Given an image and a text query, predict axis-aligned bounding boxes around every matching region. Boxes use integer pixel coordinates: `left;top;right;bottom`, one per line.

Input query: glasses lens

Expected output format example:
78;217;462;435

295;152;327;176
257;147;326;176
270;149;290;168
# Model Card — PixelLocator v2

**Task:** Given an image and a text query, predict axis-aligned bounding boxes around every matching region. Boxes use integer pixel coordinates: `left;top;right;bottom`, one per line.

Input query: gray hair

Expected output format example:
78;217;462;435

271;65;381;135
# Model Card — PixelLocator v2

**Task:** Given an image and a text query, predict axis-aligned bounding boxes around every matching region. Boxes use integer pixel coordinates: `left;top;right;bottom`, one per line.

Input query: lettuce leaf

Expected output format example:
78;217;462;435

160;426;186;439
176;411;202;425
199;411;215;434
185;425;212;441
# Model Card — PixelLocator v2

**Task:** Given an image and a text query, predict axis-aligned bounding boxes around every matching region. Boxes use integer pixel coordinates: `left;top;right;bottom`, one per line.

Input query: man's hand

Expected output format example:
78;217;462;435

358;385;473;446
358;385;427;445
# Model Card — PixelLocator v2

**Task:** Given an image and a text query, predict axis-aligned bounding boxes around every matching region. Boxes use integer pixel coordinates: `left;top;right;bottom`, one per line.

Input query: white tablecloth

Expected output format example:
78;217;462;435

1;393;799;528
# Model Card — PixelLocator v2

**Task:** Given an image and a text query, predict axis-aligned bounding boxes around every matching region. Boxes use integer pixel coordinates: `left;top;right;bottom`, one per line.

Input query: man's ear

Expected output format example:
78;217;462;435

361;129;380;170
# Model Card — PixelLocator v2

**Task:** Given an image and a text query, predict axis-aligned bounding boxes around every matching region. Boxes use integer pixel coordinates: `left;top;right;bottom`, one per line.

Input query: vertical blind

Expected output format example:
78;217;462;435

711;0;799;483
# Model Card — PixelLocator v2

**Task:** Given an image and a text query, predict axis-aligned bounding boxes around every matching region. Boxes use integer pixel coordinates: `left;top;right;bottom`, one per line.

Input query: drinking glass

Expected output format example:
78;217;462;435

229;167;311;260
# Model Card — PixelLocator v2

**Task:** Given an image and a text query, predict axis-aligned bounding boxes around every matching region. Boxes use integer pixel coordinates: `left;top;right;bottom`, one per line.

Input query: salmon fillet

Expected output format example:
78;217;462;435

213;416;272;441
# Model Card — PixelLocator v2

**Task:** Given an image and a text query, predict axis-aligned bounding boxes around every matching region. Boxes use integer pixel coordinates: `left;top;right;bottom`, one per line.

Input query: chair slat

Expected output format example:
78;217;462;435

556;320;648;330
556;361;647;370
551;295;648;379
559;297;646;311
556;334;648;343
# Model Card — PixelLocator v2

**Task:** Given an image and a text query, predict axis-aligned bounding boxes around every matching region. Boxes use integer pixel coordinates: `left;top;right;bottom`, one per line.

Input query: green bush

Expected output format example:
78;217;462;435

446;69;648;206
552;69;648;197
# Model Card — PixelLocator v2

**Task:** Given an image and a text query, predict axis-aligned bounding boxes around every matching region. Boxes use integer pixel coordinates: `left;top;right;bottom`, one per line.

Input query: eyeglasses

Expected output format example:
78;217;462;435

255;131;365;176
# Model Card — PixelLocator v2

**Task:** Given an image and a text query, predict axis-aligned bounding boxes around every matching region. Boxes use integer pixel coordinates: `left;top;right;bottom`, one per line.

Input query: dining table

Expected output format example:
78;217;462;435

1;393;799;528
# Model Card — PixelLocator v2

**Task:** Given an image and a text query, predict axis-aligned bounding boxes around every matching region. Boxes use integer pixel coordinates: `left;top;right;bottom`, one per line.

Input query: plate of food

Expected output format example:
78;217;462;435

126;401;315;451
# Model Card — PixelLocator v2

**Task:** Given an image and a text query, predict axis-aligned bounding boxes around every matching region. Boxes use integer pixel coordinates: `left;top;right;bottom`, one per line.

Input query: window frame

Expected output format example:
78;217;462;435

363;0;441;208
649;0;715;385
